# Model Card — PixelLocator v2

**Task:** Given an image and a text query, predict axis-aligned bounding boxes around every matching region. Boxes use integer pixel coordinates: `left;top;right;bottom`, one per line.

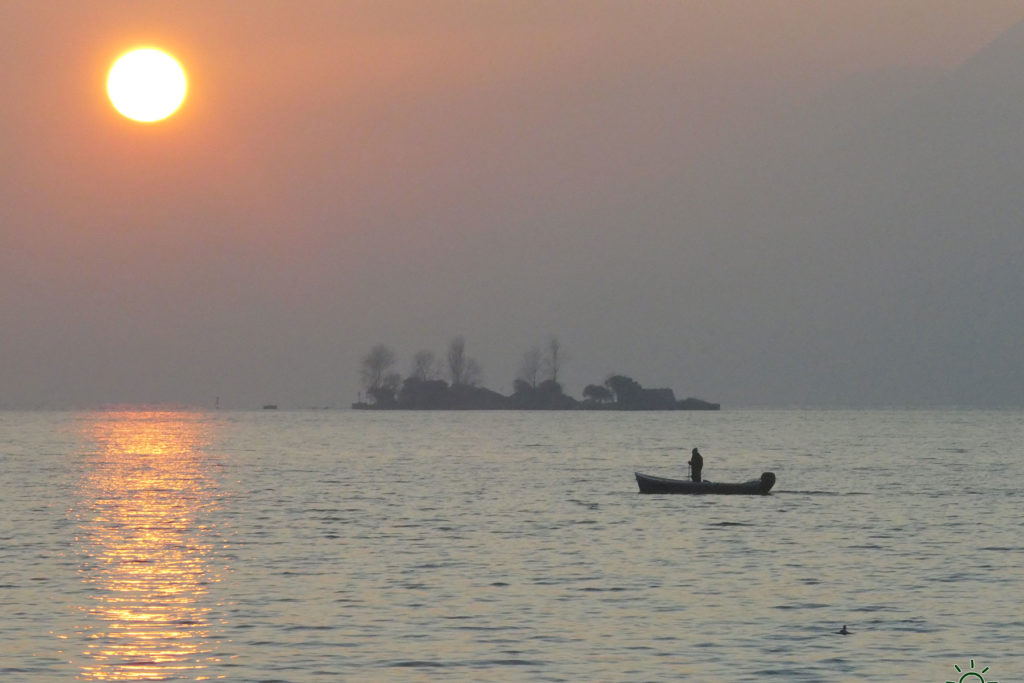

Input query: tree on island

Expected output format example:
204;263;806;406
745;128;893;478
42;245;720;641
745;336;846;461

518;335;565;390
353;339;719;410
398;375;449;408
510;376;576;409
517;345;543;389
410;349;442;381
599;373;718;410
605;374;643;405
447;336;482;387
582;383;614;404
544;335;564;383
509;336;576;409
399;348;448;408
360;344;401;405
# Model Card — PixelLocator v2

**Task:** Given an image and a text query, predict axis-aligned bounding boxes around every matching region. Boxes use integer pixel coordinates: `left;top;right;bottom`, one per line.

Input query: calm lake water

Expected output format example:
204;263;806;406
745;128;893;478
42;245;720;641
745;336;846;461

1;409;1021;681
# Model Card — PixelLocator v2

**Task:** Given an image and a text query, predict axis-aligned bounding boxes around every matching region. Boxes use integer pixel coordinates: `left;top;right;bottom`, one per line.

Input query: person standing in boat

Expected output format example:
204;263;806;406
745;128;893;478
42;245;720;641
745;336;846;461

689;447;703;482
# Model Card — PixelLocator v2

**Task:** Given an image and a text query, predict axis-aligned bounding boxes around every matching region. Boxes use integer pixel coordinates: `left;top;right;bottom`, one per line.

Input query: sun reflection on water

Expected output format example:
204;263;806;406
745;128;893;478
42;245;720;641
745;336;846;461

72;410;226;681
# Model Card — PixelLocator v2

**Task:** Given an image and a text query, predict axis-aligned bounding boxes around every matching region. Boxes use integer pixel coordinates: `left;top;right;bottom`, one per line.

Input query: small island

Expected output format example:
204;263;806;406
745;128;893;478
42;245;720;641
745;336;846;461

352;337;719;411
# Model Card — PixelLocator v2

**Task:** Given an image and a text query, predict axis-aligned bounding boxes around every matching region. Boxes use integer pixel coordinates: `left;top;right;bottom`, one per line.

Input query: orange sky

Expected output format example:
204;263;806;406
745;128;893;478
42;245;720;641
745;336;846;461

3;1;1024;407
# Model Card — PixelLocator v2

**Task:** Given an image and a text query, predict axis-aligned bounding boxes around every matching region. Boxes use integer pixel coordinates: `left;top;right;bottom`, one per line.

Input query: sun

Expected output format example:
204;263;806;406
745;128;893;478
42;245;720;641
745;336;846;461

947;660;997;683
107;48;187;123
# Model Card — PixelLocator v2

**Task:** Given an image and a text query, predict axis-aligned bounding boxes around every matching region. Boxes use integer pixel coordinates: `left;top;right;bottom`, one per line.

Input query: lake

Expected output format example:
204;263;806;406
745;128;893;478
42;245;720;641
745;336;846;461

1;409;1020;681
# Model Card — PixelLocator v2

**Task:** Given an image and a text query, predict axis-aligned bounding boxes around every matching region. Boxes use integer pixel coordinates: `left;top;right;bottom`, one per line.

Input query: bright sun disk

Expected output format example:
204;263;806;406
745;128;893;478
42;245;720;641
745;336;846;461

107;48;187;123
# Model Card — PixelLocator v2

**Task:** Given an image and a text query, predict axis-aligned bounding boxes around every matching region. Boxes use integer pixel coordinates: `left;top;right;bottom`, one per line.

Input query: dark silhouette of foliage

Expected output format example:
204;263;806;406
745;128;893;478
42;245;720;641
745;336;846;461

538;379;562;395
509;377;576;409
583;384;613;403
368;372;401;406
605;374;643;405
398;377;449;408
353;339;719;410
512;379;534;396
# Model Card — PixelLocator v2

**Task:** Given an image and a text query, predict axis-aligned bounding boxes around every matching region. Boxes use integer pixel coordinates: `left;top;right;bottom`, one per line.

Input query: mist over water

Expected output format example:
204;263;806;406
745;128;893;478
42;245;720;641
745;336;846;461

2;409;1021;681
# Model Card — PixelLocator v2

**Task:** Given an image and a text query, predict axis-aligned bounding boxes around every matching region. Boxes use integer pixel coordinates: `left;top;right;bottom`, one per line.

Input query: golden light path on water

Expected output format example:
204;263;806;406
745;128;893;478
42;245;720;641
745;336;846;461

71;410;227;681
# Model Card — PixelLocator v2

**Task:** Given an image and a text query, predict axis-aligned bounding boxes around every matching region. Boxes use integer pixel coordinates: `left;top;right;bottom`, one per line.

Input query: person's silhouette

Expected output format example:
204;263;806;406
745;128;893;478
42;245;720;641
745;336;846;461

688;448;703;482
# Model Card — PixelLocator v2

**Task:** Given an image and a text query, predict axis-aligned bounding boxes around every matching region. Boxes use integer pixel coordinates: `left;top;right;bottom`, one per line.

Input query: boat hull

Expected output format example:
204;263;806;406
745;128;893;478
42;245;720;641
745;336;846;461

635;471;776;495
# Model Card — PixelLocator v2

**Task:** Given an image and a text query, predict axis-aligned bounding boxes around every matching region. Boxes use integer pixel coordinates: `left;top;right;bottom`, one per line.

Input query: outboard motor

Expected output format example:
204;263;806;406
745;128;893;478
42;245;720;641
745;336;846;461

760;471;776;493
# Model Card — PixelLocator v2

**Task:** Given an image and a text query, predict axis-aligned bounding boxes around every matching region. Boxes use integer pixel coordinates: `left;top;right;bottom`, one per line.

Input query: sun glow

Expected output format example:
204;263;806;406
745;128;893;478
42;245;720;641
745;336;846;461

107;48;187;123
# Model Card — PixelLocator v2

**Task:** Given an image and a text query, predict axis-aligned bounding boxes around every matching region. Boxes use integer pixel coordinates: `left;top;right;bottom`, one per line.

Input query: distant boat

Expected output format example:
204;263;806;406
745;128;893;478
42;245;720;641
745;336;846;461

262;404;278;410
635;471;776;495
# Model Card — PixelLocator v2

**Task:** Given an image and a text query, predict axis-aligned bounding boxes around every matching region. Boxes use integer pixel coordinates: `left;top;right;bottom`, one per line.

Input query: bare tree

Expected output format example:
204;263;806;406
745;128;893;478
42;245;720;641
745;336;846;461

517;346;543;388
447;336;467;385
544;335;564;383
360;344;396;392
464;358;483;387
447;336;483;386
410;350;440;381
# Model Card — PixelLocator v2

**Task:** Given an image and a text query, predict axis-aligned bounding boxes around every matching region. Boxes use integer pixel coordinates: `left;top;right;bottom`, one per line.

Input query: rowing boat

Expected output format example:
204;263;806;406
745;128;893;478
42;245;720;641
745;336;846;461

635;471;776;495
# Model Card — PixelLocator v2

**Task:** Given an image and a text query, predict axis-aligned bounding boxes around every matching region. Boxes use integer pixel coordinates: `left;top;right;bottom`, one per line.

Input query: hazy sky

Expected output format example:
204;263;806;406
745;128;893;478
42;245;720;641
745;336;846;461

4;1;1024;408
